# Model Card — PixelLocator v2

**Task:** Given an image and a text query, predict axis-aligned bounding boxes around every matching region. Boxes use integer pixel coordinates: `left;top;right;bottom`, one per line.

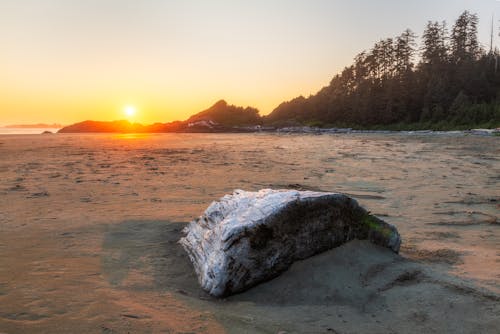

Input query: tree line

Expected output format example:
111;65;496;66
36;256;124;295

265;11;500;129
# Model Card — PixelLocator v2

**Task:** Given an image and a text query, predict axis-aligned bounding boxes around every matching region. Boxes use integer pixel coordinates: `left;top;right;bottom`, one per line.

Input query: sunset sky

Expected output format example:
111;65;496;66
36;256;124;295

1;0;499;125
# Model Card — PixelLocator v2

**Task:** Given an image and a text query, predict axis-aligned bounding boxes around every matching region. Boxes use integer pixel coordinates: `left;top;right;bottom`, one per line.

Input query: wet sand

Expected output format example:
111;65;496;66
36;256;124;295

0;133;498;333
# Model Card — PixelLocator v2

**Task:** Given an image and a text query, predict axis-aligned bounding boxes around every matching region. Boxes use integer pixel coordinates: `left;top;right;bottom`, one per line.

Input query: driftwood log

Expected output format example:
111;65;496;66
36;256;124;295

180;189;401;297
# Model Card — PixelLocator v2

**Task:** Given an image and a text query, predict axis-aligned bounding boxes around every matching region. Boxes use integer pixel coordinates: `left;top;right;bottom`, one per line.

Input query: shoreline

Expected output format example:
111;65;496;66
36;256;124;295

1;127;499;136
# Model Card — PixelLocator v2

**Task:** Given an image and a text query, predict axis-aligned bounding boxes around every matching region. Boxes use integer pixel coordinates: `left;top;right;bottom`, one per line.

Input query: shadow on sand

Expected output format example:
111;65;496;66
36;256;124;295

101;220;413;307
100;220;499;333
101;221;205;297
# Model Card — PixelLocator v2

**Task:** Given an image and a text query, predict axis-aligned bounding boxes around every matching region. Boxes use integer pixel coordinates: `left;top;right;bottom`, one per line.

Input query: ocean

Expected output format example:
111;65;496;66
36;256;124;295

0;127;61;135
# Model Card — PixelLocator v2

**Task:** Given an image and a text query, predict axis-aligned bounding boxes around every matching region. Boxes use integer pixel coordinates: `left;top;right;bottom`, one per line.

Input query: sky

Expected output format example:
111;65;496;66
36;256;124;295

1;0;500;125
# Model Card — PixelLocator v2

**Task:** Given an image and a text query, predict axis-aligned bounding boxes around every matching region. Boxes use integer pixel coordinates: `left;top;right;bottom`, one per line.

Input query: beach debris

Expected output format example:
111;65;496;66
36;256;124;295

179;189;401;297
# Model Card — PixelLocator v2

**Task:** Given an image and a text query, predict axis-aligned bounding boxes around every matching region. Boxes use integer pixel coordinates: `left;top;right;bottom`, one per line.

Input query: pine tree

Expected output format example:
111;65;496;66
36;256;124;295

451;11;479;63
422;21;448;66
395;29;418;75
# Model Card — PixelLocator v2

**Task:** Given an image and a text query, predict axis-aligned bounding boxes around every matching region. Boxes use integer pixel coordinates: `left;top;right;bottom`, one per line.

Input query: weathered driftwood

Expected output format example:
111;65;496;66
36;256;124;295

179;189;401;297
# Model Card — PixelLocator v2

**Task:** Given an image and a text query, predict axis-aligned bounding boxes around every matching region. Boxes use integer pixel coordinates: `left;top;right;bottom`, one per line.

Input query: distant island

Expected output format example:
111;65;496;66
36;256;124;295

5;123;64;129
60;11;500;134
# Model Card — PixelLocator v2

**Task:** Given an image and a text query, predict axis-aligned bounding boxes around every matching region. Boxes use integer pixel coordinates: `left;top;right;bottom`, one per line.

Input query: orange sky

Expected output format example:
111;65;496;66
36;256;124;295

0;0;496;125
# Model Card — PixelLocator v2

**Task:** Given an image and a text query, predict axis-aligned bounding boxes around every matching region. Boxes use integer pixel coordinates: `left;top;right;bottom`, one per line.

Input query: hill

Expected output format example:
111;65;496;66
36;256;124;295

58;120;145;133
58;100;262;133
58;120;186;133
186;100;262;127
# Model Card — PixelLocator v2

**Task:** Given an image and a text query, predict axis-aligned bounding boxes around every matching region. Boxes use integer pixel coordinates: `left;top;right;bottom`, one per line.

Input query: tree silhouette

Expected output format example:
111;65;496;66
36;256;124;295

264;10;500;129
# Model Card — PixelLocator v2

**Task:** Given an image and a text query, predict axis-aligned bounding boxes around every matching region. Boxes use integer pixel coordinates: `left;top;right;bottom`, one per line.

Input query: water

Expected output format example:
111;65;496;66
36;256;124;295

0;127;61;135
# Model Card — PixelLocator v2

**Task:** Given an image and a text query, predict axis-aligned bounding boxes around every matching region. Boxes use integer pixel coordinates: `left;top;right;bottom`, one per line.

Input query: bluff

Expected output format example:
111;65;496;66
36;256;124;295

58;100;263;133
186;100;262;127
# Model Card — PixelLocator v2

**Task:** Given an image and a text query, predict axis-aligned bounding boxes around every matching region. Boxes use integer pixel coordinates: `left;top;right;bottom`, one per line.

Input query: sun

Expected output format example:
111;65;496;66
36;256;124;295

123;105;136;118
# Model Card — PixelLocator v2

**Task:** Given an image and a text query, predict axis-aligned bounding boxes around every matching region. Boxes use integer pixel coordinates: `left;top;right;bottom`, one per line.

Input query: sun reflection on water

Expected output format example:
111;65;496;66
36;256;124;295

112;133;153;140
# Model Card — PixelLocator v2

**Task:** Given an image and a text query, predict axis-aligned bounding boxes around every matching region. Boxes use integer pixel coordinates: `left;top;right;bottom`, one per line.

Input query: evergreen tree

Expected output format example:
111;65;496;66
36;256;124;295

395;29;418;75
264;10;500;129
421;21;448;66
451;11;479;63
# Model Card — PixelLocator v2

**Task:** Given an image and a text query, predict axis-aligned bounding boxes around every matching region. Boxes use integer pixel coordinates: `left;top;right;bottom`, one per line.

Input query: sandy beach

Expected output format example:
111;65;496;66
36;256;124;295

0;132;498;333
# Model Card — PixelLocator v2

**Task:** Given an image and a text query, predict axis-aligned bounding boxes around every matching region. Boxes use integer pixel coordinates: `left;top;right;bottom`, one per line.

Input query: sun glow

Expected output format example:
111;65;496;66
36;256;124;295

124;105;136;118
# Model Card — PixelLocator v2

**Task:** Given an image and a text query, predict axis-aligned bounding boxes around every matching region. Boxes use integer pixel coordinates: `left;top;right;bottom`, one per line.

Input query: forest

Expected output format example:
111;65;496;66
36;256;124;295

265;11;500;130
